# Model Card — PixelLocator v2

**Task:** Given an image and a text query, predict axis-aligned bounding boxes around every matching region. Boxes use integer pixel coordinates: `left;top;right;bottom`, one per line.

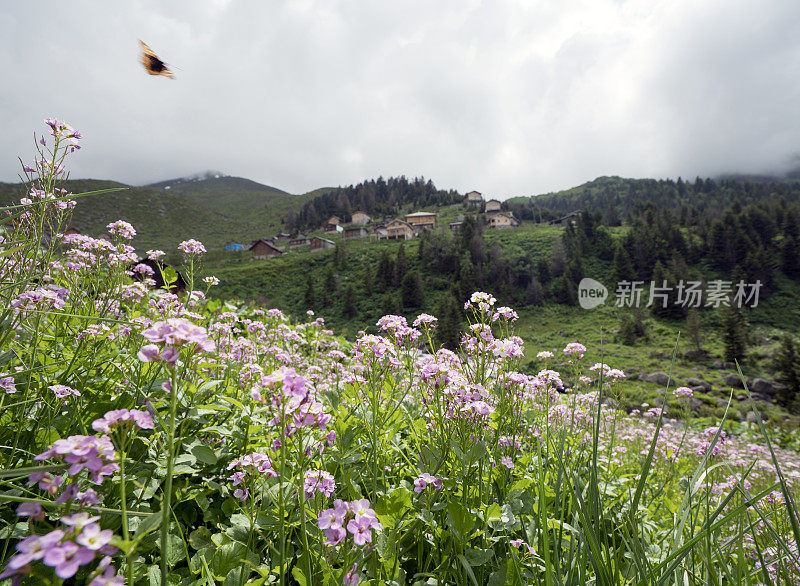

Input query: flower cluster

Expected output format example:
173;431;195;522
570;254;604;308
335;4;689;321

673;386;694;399
227;452;278;500
464;291;496;312
106;220;136;240
413;472;442;493
303;469;336;499
178;239;206;255
138;317;216;365
34;435;118;483
376;315;421;346
317;498;383;546
563;342;587;360
0;512;120;583
49;384;81;399
91;409;154;433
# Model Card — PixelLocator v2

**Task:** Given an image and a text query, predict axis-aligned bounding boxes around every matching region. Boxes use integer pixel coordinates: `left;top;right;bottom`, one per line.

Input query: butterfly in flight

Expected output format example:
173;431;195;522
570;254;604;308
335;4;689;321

139;40;174;78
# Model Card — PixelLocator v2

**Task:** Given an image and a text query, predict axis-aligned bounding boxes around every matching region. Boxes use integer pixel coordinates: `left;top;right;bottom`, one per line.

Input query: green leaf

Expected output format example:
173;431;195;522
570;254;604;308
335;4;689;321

134;512;162;540
465;547;494;566
191;444;218;465
447;500;475;542
209;542;257;577
291;566;308;586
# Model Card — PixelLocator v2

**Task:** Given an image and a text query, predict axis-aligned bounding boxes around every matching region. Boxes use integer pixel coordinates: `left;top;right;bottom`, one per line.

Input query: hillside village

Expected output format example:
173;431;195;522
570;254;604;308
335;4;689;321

243;190;534;260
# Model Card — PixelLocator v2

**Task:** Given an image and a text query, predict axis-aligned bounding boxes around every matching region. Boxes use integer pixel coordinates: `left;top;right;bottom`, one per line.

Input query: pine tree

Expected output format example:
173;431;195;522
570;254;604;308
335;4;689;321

686;308;702;350
781;233;800;278
722;306;747;363
613;241;635;283
401;270;424;308
335;242;347;269
363;264;373;296
458;253;478;303
343;285;356;318
771;335;800;412
323;268;337;307
304;274;315;310
377;250;393;291
381;293;395;317
396;243;408;280
435;293;462;350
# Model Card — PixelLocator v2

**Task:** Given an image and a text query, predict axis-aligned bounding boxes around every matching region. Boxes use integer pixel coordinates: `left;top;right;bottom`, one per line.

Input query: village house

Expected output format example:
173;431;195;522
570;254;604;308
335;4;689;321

288;235;310;249
351;211;371;225
310;236;335;252
249;239;283;259
324;216;341;232
487;212;520;229
274;233;292;243
448;221;462;233
404;211;437;230
464;190;484;206
376;219;416;240
343;225;369;241
485;199;502;214
550;211;582;227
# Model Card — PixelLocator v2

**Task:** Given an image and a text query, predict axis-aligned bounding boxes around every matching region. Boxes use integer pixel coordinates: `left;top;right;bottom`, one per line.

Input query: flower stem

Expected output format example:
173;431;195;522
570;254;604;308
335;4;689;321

160;368;179;586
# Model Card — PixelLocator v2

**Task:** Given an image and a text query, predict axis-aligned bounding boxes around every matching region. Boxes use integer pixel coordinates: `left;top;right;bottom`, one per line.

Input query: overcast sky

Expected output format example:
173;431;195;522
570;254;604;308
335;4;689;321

2;0;799;199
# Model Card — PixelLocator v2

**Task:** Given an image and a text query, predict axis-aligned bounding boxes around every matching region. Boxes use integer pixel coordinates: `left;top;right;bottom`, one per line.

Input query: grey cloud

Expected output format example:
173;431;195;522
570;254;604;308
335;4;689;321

1;0;799;199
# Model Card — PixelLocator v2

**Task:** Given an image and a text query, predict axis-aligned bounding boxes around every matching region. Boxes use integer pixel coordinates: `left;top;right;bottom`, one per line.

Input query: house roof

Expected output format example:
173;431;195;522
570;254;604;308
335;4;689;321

486;199;501;204
405;211;437;217
311;236;335;244
249;239;282;252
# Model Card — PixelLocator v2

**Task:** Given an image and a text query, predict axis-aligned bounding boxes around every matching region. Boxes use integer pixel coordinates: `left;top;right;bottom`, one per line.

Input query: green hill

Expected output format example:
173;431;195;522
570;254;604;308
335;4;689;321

0;174;318;252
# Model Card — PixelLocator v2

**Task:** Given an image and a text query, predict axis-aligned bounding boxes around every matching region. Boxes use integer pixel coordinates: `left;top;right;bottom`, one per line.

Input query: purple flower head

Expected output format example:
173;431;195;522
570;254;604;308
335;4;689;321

91;409;154;433
16;502;45;521
49;384;81;398
178;239;206;255
43;540;96;579
347;517;374;546
106;221;136;240
76;524;114;550
323;526;346;546
303;469;336;499
343;563;362;585
318;507;344;531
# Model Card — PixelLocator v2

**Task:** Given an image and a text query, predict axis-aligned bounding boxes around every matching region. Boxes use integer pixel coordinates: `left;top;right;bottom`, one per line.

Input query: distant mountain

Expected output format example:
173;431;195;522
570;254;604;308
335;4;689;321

148;172;289;196
0;174;315;253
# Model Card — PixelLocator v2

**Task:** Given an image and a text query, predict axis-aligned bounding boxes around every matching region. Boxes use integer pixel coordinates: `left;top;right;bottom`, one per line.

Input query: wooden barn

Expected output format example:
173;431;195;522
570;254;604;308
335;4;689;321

249;239;283;259
310;236;336;252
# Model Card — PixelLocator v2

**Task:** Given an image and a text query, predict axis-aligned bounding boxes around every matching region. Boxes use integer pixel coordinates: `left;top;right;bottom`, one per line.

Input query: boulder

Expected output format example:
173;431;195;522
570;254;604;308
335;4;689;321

724;373;745;388
684;349;710;361
643;372;672;386
713;360;736;369
686;377;711;391
750;378;776;396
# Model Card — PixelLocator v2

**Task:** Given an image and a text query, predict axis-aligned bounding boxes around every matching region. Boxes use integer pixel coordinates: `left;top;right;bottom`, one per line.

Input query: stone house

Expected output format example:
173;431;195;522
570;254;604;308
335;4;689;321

487;212;520;229
485;199;502;213
376;219;416;240
343;226;369;241
404;211;437;230
464;191;484;206
351;211;371;225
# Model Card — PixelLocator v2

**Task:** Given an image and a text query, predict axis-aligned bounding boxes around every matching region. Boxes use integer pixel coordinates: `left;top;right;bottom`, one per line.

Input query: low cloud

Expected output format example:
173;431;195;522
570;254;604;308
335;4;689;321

1;0;799;198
